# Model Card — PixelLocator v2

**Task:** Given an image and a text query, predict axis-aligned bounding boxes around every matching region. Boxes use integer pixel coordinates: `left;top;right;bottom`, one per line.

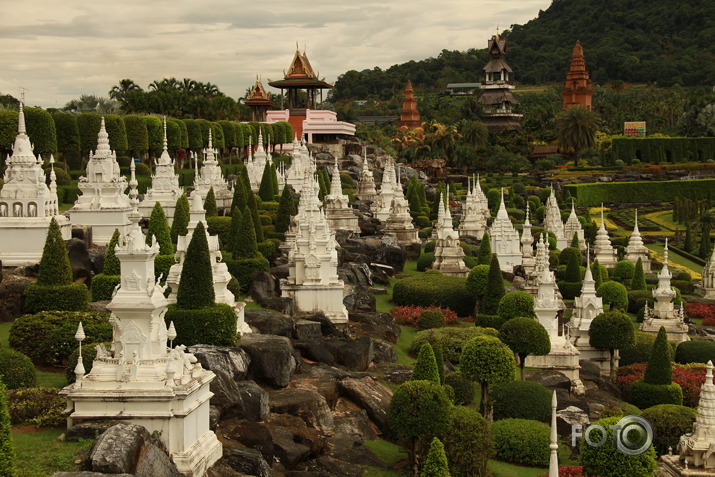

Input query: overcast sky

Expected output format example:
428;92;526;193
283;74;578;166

1;0;551;109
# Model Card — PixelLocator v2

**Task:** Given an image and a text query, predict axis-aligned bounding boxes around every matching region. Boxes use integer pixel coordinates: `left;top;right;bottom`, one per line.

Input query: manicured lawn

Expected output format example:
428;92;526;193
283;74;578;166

0;320;11;347
648;243;703;278
37;370;67;389
365;438;407;466
395;326;418;367
487;460;547;476
12;428;93;477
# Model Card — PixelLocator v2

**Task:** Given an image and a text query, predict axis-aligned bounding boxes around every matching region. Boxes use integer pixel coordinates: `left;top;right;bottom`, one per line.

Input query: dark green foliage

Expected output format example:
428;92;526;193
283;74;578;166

566;180;715;207
5;387;65;428
146;202;174;255
417;252;436;272
233;206;260;258
227;207;242;252
258;162;274;202
66;341;109;384
411;343;440;384
144;116;164;154
460;335;515;416
473;314;507;330
0;381;15;477
581;415;657;477
421;437;451;477
631;258;646;290
557;281;585;300
155;255;175;281
481;255;505;315
620;332;676;366
491;381;551;421
627;290;653;314
419;309;446;330
388;380;452;440
564;250;582;283
496;292;535;320
275;185;294;233
204;187;218;217
443;373;474;405
644;327;673;385
76;112;102;155
231;178;248;213
498;317;550;378
476;233;491;265
440;406;493;477
640;405;697;455
38;218;72;286
393;272;475;317
124;115;149;154
52;112;80;156
491;419;550;466
257;239;278;261
596;281;629;310
247;192;264;242
612;260;636;281
675;340;715;364
410;327;499;364
589;310;636;380
103;114;127;152
164;303;237;346
24;283;89;314
685;223;694;252
0;348;36;390
466;264;490;297
103;228;121;275
206;216;231;249
227;275;241;298
176;221;215;309
570;232;579;248
91;274;121;301
591;259;603;289
558;246;581;266
630;380;684;408
170;195;190;244
224;256;270;293
433;344;445;384
9;311;112;366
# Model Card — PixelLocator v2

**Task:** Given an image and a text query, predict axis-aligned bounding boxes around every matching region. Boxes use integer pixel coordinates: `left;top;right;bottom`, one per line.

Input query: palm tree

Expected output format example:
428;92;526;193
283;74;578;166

555;106;601;166
109;79;143;101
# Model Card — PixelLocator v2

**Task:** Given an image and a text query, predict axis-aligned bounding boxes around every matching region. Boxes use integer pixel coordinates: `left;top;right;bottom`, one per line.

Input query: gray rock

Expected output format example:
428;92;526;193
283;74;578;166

221;446;272;477
302;456;366;477
67;238;93;287
236;380;270;422
337;337;373;371
294;341;336;366
294;320;323;341
135;439;180;477
244;309;294;337
556;406;590;436
66;420;121;442
524;369;572;390
89;424;150;474
239;334;298;388
301;313;341;337
338;377;393;434
53;473;133;477
348;312;400;343
338;262;373;287
216;419;275;463
269;388;335;431
371;339;398;364
270;427;311;469
247;271;282;308
333;409;378;441
512;276;526;290
88;300;110;314
343;287;376;313
579;360;603;380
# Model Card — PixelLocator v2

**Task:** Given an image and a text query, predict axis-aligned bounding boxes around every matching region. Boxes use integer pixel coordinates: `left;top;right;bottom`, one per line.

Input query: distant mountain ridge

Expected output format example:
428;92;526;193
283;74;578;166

331;0;715;100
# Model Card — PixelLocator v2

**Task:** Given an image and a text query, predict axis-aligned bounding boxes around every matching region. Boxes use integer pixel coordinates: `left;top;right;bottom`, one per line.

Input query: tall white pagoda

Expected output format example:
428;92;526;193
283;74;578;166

383;167;420;246
285;136;310;194
0;104;71;265
138;118;183;225
324;157;359;233
593;206;617;267
458;175;489;239
355;148;378;203
489;189;522;272
60;208;222;477
701;249;715;299
69;117;133;245
375;157;397;222
281;168;348;323
625;210;651;272
543;187;567;249
433;198;469;277
563;200;586;250
193;129;232;210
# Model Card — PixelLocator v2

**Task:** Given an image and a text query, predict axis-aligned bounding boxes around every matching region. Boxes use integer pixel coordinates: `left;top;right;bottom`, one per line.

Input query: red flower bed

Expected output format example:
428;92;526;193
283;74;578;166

539;465;603;477
617;362;707;407
686;303;715;321
389;305;459;327
703;317;715;327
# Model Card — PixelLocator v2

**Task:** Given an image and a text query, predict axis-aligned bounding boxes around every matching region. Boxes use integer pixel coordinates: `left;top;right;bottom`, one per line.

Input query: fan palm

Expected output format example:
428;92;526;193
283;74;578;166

555;106;601;166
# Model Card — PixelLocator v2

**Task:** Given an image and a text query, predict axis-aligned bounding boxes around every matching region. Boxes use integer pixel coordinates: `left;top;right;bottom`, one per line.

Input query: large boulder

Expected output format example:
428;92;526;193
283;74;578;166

268;427;311;469
89;424;150;474
215;419;274;463
239;334;298;388
556;406;590;437
264;413;326;456
294;320;323;341
269;388;335;432
348;312;401;343
244;309;294;337
67;238;93;286
294;341;337;366
371;339;398;364
236;380;270;422
300;456;366;477
338;377;393;434
248;271;290;312
333;408;378;442
337;337;373;371
343;286;376;313
290;365;347;407
338;262;373;287
219;446;271;477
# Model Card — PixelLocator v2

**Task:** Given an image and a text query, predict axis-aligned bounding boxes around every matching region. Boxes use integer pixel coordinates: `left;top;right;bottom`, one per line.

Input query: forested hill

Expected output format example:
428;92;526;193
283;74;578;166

331;0;715;100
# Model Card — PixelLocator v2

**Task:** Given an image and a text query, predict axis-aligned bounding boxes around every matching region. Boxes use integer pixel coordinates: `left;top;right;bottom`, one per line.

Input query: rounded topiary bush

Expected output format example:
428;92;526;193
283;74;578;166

629;380;683;409
559;247;581;266
417;252;435;272
497;291;535;320
409;327;498;363
424;241;437;254
675;340;715;364
640;404;696;455
628;290;653;314
444;372;474;405
557;281;583;300
491;418;550;466
597;281;629;310
419;309;446;330
440;406;493;476
0;348;37;389
491;380;551;421
474;314;506;330
619;332;676;366
612;260;636;281
24;283;89;314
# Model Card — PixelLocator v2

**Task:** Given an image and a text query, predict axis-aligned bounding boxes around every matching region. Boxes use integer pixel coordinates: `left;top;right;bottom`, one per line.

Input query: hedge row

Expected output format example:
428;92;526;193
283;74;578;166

564;179;715;207
610;137;715;165
393;271;475;317
24;283;89;314
164;303;238;347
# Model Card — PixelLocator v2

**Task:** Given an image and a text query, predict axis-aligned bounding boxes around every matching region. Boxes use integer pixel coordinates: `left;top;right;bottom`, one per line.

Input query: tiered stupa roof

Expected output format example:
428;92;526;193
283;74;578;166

489;189;522;271
562;41;593;110
397;80;421;131
593;206;617;267
625;210;652;272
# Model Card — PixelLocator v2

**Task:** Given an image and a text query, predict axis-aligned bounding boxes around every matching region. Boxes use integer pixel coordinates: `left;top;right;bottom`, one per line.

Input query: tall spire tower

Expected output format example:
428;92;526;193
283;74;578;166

562;41;593;110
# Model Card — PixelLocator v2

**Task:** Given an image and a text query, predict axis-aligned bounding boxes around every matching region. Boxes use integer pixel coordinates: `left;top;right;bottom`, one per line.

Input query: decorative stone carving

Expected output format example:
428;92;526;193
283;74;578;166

543;186;567;250
193;129;232;209
458;174;488;239
563;200;586;250
432;195;469;277
488;189;522;272
382;164;419;246
375;157;397;222
355;147;378;203
593;205;617;267
625;209;652;272
324;157;359;233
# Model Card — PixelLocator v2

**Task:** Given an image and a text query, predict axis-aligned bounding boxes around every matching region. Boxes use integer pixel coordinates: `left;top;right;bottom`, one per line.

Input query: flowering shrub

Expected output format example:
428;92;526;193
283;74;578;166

539;466;604;477
703;317;715;327
618;362;707;407
686;303;715;321
390;305;458;327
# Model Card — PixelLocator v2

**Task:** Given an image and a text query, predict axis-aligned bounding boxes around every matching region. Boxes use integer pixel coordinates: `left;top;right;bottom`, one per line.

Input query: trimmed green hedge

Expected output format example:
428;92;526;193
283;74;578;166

629;380;683;409
620;331;676;366
557;281;582;300
640;404;697;455
491;418;550;466
491;380;552;422
0;348;37;390
91;274;120;301
610;137;715;165
675;340;715;364
474;314;507;330
393;271;475;316
24;283;89;314
225;256;270;292
164;303;238;347
443;372;474;405
417;252;435;272
409;326;498;363
565;179;715;206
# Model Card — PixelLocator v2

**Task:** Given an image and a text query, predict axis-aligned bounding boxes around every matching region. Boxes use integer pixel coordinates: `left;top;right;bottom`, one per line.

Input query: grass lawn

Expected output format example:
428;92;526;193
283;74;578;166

37;370;67;388
0;320;11;347
487;460;547;477
395;326;418;367
648;242;703;278
12;428;93;477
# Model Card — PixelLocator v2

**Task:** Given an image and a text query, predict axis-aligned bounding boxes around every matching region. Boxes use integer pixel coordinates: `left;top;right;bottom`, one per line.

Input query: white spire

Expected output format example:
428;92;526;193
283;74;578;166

599;204;606;231
128;160;139;209
549;391;559;477
207;128;213;150
95;117;111;158
496;187;509;220
162;116;168;152
633;209;640;235
18;102;26;134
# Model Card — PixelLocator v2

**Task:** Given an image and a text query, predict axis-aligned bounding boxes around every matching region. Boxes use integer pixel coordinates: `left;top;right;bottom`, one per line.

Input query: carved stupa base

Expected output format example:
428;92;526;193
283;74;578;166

658;453;715;476
69;208;132;246
699;287;715;300
640;318;690;344
383;225;420;246
570;331;614;377
526;340;585;396
0;215;71;266
282;282;348;323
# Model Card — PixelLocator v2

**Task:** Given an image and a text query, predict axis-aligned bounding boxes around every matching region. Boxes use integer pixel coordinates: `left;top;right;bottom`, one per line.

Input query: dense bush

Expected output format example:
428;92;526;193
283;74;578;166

411;343;440;384
675;340;715;364
176;221;215;309
393;272;475;317
671;280;695;295
565;179;715;207
225;256;270;292
474;314;506;330
154;254;176;281
91;274;120;301
443;373;474;405
417;252;436;272
419;309;446;330
480;255;505;315
410;327;498;363
640;404;696;455
0;348;37;390
627;290;653;314
390;305;458;327
491;418;550;466
388;380;452;443
559;247;581;266
498;317;550;378
164;304;238;346
466;264;490;298
24;283;89;314
9;311;112;366
580;416;657;477
618;362;706;408
491;380;551;421
612;260;636;281
440;406;493;477
619;332;676;366
421;437;450;477
630;380;683;408
596;281;628;310
557;281;583;300
496;292;535;320
6;387;65;427
0;380;13;476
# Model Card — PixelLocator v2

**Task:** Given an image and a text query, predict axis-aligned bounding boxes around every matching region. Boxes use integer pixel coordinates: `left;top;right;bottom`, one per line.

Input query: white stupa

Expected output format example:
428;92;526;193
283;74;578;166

193;129;232;210
70;117;133;245
593;206;617;267
521;204;536;270
375;157;397;222
433;197;469;277
324;157;359;233
458;175;488;239
285;135;309;194
701;248;715;299
625;209;652;272
355;147;378;203
60;208;222;477
0;104;71;265
489;189;522;272
543;186;567;249
383;165;420;246
252;129;270;178
281;167;348;323
563;200;586;250
138;118;183;225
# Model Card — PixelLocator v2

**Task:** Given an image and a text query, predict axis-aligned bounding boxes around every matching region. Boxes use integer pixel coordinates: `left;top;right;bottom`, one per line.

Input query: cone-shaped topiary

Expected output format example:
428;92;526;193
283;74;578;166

477;232;492;265
571;232;579;248
684;223;694;252
700;226;712;259
176;221;215;309
146;202;174;255
270;163;279;196
591;259;603;290
233;206;259;259
244;188;264;242
318;169;329;201
103;228;122;275
230;179;247;213
644;326;673;385
227;207;242;253
38;217;72;286
258;162;274;202
564;250;582;283
631;257;646;291
171;194;190;244
275;185;294;234
408;184;422;216
204;186;218;217
433;343;445;384
421;437;451;477
411;343;440;384
239;165;251;195
481;254;505;315
0;380;15;477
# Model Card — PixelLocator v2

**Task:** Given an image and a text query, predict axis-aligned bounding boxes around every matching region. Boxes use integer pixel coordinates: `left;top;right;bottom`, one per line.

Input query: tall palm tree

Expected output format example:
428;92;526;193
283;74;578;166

555;106;601;166
109;79;143;101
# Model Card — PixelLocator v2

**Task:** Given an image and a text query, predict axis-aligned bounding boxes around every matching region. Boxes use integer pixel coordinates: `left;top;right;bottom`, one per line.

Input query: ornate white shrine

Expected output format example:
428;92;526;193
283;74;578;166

701;249;715;299
0;104;71;265
625;210;652;272
138;118;183;225
593;206;617;267
285;136;311;194
563;200;586;250
433;197;469;277
60;209;222;477
281;167;348;323
489;189;522;272
521;204;536;272
324;157;359;233
458;175;489;239
355;148;378;204
383;165;419;246
193;129;232;210
543;187;567;250
375;157;397;222
69;117;132;245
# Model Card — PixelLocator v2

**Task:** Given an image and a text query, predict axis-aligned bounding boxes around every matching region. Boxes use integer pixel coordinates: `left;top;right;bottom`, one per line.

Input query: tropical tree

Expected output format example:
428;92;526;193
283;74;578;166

460;335;515;419
555;106;601;165
498;317;551;380
589;310;635;381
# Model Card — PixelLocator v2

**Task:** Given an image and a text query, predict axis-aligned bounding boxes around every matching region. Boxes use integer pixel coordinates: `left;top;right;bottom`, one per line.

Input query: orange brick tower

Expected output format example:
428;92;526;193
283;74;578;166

397;80;421;131
562;41;593;110
245;77;274;122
